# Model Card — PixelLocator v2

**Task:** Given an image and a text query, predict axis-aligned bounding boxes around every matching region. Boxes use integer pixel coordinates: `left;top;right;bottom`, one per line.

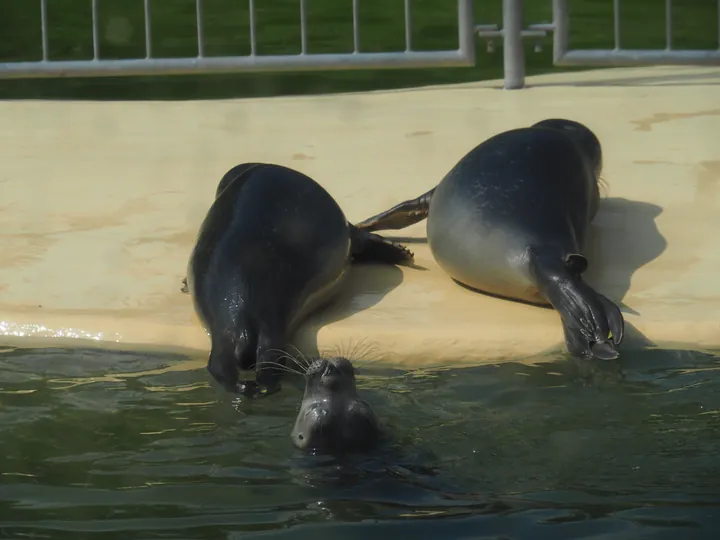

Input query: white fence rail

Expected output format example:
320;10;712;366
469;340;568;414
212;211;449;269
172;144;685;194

552;0;720;68
0;0;476;79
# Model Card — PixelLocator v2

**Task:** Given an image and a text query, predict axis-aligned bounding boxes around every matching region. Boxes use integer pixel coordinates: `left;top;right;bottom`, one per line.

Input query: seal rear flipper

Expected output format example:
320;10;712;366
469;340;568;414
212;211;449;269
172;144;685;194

534;256;624;361
207;329;258;394
354;188;435;233
350;228;415;266
207;346;242;393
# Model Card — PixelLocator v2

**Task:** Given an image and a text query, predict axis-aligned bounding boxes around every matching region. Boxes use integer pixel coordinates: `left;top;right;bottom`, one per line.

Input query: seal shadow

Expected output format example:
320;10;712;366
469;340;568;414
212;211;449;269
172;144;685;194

293;263;407;360
583;196;667;349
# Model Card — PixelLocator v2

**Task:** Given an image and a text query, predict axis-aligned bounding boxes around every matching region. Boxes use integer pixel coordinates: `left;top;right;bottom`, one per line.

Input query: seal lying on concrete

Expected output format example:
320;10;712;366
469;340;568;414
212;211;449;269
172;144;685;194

185;163;414;397
354;119;624;360
291;357;384;455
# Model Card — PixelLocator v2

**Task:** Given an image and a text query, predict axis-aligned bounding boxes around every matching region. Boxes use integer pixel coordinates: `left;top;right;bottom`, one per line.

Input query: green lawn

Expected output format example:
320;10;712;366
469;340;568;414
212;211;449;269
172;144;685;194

0;0;716;100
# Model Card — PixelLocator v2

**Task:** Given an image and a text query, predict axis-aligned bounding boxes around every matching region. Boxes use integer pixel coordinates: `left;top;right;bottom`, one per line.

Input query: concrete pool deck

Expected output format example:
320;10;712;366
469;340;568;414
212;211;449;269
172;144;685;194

1;65;719;366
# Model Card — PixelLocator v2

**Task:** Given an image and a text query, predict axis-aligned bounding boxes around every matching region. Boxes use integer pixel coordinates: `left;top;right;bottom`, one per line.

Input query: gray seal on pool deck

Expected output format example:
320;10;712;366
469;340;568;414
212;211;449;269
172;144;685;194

184;163;414;397
291;357;384;455
354;118;624;361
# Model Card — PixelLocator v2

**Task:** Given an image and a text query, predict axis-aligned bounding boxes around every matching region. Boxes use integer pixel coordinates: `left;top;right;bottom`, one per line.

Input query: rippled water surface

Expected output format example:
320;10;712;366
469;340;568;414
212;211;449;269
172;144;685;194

1;345;719;539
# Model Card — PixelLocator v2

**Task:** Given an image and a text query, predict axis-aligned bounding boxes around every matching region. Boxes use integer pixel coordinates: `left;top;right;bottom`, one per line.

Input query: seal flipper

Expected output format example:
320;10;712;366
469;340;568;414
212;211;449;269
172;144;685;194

354;188;435;233
532;253;624;361
207;326;258;393
350;227;415;266
249;332;288;398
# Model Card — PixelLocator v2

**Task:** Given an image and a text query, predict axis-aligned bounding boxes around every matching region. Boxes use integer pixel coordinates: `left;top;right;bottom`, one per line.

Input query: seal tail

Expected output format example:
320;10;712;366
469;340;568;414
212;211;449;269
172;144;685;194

354;188;435;233
350;228;415;266
533;253;624;360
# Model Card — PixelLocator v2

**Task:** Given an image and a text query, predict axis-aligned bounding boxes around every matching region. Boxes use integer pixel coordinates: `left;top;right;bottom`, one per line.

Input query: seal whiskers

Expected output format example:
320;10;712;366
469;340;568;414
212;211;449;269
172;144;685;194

291;357;384;456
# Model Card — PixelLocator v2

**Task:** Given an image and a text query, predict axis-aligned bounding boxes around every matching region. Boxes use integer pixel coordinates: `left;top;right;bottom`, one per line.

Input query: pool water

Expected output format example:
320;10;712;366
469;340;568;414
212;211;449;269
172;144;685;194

1;345;719;539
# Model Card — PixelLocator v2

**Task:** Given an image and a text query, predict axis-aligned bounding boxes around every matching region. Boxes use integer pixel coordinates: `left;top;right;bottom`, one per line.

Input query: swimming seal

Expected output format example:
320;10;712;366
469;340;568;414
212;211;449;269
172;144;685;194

291;357;383;455
354;119;624;360
185;163;414;396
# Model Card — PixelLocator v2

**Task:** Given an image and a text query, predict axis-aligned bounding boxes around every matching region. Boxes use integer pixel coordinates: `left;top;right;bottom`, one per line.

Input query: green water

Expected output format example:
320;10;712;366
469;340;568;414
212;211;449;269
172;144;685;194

1;345;719;539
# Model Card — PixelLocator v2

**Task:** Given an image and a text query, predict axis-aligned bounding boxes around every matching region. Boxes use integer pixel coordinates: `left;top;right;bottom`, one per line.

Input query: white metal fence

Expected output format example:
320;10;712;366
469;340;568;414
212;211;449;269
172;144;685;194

479;0;720;89
0;0;718;88
0;0;476;79
552;0;720;68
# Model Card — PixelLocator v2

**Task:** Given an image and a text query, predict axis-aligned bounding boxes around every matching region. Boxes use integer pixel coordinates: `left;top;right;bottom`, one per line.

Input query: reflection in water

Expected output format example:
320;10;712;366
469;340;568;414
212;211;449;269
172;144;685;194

0;346;719;539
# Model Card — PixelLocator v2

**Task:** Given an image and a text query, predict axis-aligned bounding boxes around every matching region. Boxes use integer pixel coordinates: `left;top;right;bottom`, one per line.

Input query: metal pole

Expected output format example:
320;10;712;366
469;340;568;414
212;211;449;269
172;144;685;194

503;0;525;89
196;0;205;58
300;0;308;54
613;0;621;50
249;0;257;56
40;0;49;61
457;0;475;63
553;0;568;64
144;0;152;59
404;0;413;51
352;0;360;53
91;0;100;60
665;0;673;50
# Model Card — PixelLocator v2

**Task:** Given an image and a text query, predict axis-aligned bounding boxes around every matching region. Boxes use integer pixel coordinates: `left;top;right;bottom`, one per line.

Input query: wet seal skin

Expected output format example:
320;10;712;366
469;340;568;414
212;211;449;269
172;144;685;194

291;357;384;456
354;118;624;361
183;163;414;398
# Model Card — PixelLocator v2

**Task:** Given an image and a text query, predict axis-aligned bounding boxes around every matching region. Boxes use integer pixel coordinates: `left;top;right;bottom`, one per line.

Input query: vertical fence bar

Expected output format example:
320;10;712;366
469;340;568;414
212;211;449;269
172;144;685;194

553;0;568;64
665;0;672;50
144;0;152;58
91;0;100;59
196;0;205;57
503;0;525;89
457;0;475;60
352;0;360;53
249;0;257;55
613;0;621;49
404;0;412;51
40;0;49;61
718;0;720;49
300;0;308;54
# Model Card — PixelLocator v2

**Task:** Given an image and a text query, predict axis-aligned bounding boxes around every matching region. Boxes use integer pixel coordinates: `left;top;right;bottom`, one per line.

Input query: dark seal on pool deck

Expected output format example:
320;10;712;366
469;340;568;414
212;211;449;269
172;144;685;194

185;163;414;397
291;357;383;455
354;119;624;360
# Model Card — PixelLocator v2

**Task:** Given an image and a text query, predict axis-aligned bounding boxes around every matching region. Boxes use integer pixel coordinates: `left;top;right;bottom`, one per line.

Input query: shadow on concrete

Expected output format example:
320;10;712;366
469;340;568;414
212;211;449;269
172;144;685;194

294;263;406;360
584;197;667;305
584;196;667;350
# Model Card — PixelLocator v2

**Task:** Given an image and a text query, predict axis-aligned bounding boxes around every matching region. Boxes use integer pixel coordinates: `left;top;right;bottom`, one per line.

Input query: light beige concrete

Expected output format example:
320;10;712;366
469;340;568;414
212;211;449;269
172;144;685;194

1;65;719;367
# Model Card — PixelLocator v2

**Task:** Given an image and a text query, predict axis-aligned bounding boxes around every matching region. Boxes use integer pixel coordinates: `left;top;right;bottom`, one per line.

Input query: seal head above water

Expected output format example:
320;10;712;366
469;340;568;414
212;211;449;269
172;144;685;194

291;357;383;455
354;119;623;360
185;163;414;397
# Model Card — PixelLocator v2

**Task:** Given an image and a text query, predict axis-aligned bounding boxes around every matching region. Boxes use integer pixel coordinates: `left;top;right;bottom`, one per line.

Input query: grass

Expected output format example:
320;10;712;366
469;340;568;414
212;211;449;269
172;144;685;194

0;0;717;100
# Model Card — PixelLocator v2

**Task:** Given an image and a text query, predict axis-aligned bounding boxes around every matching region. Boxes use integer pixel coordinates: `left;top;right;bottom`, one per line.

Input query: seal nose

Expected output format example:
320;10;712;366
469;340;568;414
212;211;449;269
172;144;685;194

292;430;309;450
323;362;336;376
320;362;339;385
